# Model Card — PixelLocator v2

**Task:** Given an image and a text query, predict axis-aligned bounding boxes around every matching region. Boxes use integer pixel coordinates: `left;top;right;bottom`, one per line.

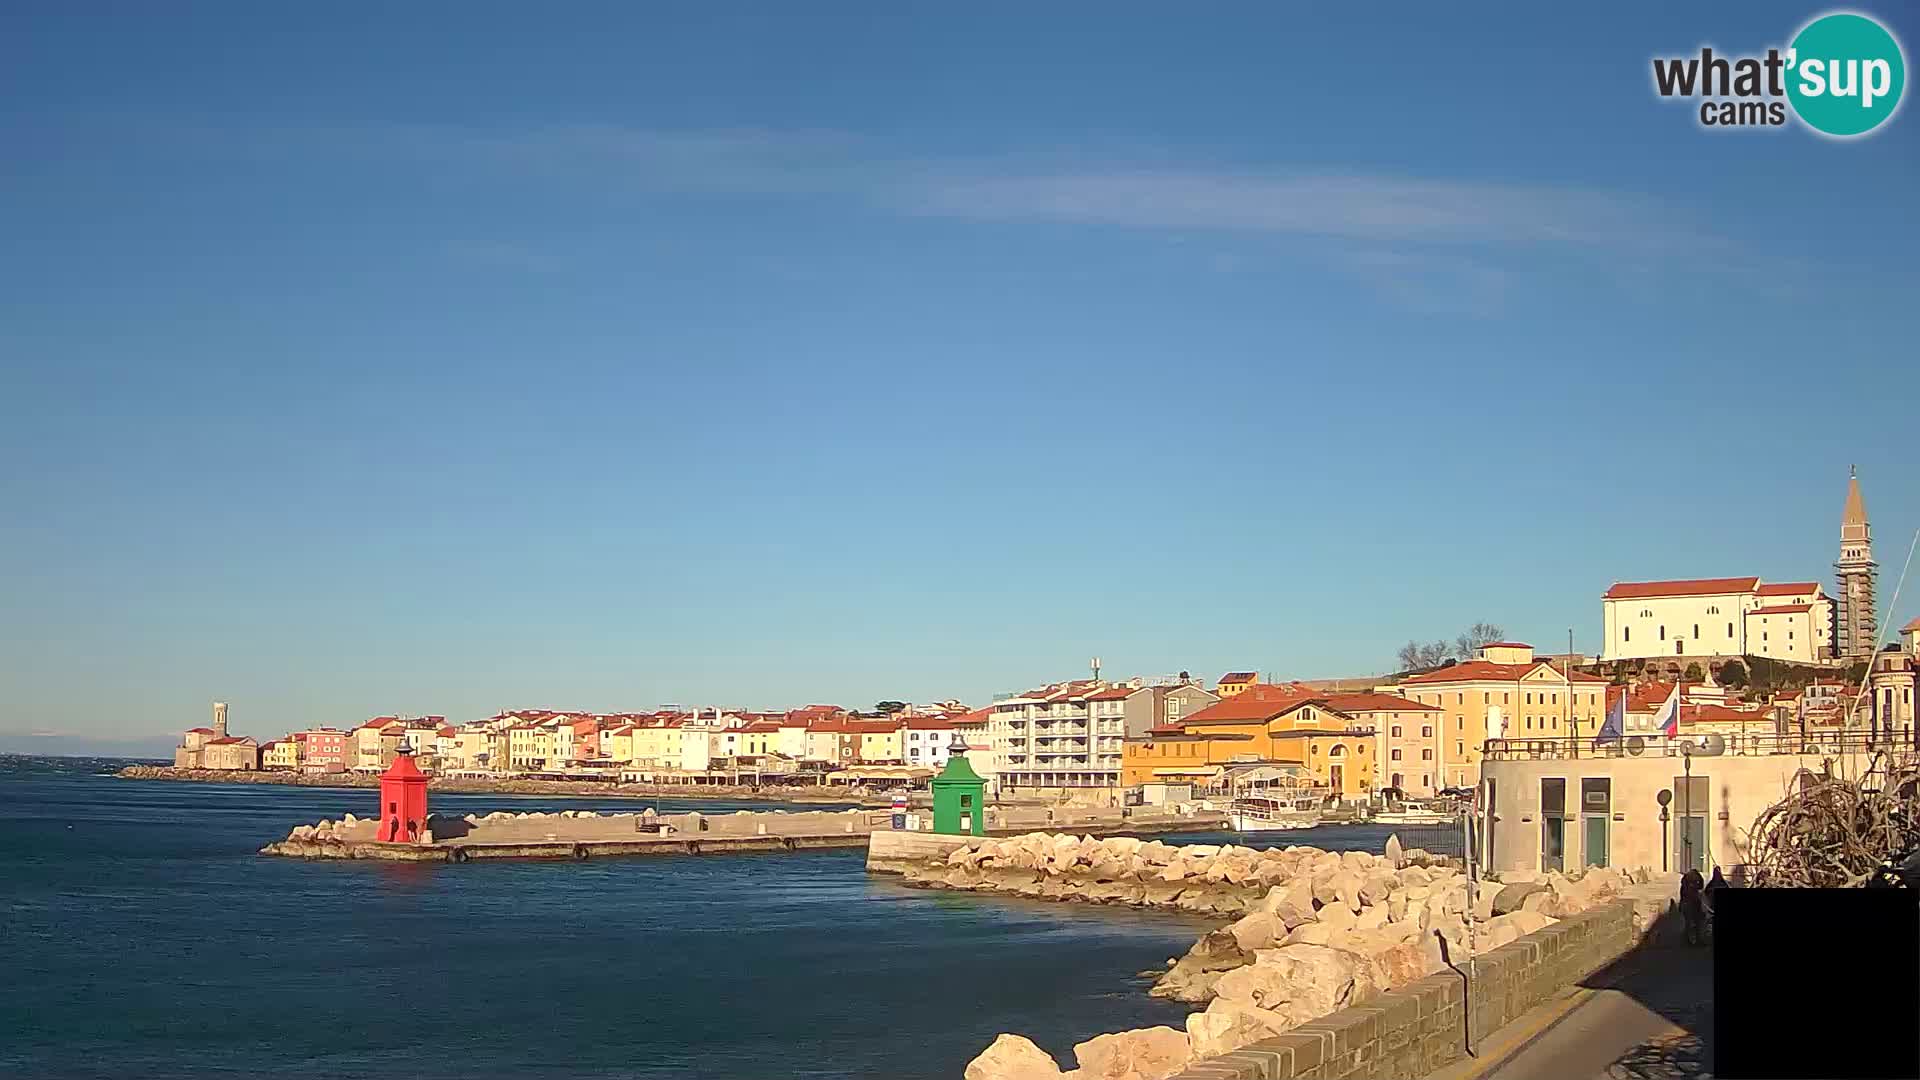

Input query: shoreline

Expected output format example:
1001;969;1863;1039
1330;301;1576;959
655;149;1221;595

114;764;887;806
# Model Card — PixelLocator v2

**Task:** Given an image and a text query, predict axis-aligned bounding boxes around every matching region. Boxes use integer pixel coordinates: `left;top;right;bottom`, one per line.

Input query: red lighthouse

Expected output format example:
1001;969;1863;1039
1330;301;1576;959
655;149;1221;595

376;743;429;843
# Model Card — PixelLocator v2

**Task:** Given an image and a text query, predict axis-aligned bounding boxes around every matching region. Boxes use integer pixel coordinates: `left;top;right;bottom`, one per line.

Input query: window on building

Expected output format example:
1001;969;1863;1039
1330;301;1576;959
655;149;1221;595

1624;627;1631;642
1391;749;1402;761
1526;693;1533;705
1525;718;1532;729
1422;749;1433;759
1421;725;1433;737
1391;725;1402;737
1727;622;1734;638
1422;773;1431;787
1693;623;1700;638
1456;693;1464;705
1456;740;1465;755
1660;626;1666;640
1457;717;1465;730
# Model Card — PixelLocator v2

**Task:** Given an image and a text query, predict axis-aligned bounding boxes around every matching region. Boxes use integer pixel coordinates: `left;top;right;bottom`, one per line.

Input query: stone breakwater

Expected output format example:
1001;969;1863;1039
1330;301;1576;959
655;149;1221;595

909;833;1659;1080
894;833;1457;917
262;807;883;861
117;764;875;804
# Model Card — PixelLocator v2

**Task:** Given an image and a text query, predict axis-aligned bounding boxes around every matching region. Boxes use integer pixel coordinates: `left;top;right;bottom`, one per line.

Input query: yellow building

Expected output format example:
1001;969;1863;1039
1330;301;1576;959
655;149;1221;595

629;720;688;768
854;720;904;763
1121;688;1375;797
600;725;636;765
1215;671;1261;698
262;739;301;770
506;724;556;771
1388;642;1608;790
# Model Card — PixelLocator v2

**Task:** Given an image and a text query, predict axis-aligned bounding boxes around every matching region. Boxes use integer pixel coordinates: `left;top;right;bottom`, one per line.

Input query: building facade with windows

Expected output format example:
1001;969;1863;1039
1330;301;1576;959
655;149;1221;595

1386;643;1609;790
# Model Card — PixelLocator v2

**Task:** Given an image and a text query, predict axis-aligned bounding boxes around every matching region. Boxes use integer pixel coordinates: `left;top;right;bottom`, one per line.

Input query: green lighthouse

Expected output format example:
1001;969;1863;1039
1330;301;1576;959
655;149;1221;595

930;732;986;836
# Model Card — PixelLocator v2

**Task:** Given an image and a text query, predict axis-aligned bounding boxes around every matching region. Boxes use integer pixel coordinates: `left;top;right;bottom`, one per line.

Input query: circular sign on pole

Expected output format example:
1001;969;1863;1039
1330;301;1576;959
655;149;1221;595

1656;788;1673;807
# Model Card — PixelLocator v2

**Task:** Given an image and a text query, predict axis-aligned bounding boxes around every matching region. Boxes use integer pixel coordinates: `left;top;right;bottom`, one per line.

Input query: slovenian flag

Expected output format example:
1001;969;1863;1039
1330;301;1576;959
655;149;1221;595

1596;689;1625;744
1653;682;1682;737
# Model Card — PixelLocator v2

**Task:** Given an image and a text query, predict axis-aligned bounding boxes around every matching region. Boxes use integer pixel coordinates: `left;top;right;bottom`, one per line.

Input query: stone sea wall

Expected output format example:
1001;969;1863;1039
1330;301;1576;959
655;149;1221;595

261;807;881;860
934;833;1660;1080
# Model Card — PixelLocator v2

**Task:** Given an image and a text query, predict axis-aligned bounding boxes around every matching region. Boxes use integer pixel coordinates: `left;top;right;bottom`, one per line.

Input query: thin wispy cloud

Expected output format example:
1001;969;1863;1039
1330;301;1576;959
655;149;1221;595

367;124;1713;311
409;124;1698;255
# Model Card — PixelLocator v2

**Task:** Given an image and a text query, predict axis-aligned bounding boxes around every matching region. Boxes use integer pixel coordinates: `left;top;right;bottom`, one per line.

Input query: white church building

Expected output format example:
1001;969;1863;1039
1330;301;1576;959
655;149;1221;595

1600;577;1833;664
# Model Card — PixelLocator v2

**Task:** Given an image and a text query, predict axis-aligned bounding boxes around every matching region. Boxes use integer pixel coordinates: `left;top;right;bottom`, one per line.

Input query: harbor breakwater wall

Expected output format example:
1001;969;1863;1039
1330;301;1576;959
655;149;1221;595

265;808;1230;862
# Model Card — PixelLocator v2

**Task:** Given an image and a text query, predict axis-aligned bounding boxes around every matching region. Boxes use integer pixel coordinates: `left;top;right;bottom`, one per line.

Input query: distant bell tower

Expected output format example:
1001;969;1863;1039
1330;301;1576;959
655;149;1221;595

1835;467;1878;660
212;701;229;739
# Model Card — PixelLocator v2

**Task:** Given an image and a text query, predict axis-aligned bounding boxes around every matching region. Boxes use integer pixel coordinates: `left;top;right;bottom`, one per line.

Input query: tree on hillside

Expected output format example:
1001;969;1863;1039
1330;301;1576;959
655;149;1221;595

1683;663;1705;683
1453;622;1506;660
874;700;907;716
1717;659;1749;689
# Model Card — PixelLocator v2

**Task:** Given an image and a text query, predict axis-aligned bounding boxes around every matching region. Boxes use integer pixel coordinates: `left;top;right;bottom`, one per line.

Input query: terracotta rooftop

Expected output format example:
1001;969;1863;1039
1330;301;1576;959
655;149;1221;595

1750;604;1813;615
1318;692;1438;713
1179;690;1321;725
1603;577;1760;600
1219;672;1258;683
1401;660;1607;685
1756;582;1820;596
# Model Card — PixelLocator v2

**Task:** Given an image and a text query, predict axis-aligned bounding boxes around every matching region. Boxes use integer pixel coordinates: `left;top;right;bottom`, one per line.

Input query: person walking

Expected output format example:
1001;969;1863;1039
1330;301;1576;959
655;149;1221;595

1680;866;1706;945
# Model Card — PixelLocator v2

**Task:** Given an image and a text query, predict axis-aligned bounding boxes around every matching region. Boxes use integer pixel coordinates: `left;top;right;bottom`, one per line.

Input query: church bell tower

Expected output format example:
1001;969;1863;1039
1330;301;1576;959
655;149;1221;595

1835;467;1878;660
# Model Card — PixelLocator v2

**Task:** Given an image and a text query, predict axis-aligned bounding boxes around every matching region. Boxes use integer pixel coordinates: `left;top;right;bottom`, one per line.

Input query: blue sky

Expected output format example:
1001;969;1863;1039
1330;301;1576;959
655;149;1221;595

2;3;1916;739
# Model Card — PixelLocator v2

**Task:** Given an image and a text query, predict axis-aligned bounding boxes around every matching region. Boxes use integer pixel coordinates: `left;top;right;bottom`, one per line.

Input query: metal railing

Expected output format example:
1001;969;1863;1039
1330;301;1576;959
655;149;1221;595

1484;728;1903;761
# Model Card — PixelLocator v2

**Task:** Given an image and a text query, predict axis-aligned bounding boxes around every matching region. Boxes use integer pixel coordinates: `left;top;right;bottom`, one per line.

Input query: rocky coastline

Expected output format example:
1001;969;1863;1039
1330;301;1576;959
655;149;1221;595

115;764;880;805
880;832;1662;1080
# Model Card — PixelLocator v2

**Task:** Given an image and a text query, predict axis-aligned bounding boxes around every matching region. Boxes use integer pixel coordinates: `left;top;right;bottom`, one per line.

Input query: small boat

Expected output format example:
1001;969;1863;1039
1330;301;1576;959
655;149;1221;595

1371;804;1457;827
1228;795;1322;832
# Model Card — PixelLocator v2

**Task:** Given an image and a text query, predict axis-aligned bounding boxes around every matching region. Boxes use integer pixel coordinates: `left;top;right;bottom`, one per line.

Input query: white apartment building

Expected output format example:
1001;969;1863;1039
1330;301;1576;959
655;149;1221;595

990;681;1127;789
1601;577;1834;663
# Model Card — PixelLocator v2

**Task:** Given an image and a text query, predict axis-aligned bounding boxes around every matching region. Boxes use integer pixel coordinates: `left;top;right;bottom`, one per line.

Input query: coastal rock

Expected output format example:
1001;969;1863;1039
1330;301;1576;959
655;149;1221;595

1281;922;1335;947
1330;870;1364;913
1071;1026;1192;1080
1353;904;1389;932
1340;850;1375;874
1227;912;1283;953
1149;929;1250;1003
1314;899;1357;934
1369;934;1446;989
1213;943;1380;1031
1493;882;1549;915
1360;870;1397;906
1519;891;1553;916
964;1034;1064;1080
1185;1000;1287;1059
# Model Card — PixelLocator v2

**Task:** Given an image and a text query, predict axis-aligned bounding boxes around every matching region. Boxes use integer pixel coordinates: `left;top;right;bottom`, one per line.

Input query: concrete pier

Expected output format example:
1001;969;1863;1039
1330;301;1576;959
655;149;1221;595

263;805;1228;863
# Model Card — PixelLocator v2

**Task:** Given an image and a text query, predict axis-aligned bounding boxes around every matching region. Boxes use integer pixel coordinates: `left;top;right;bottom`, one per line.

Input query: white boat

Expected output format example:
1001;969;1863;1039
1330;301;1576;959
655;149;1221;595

1371;806;1457;827
1228;795;1321;832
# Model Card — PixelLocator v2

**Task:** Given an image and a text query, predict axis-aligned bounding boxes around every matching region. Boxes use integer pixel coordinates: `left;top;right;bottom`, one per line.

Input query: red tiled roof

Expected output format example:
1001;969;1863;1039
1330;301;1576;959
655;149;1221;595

1756;582;1819;596
1319;692;1439;713
740;720;783;733
1750;604;1813;615
206;736;254;745
1481;642;1532;649
1179;690;1321;725
1604;577;1759;600
1401;661;1606;685
845;718;903;734
951;707;992;727
1087;686;1135;702
1903;617;1920;633
185;727;215;735
903;715;957;730
1219;672;1258;683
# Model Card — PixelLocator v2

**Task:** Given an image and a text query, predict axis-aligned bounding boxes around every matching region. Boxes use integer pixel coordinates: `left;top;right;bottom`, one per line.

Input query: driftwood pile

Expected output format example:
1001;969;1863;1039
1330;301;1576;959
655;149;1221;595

1747;754;1920;888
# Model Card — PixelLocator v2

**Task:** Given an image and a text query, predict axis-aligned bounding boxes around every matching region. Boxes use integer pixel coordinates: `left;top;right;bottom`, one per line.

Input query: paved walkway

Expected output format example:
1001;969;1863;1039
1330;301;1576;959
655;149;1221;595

1430;941;1713;1080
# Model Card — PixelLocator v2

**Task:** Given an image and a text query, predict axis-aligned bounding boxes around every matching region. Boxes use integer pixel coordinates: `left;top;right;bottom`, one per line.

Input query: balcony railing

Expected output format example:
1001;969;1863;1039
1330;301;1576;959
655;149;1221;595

1484;729;1904;761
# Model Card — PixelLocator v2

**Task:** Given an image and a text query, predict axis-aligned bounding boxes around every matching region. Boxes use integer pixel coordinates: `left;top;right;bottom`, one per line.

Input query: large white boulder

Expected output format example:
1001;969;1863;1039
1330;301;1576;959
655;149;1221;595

1185;1000;1288;1059
965;1034;1064;1080
1071;1026;1192;1080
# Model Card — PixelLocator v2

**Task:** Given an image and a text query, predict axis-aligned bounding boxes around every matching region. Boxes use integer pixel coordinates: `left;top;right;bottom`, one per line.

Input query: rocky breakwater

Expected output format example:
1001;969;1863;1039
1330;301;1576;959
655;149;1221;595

899;833;1457;916
960;839;1648;1080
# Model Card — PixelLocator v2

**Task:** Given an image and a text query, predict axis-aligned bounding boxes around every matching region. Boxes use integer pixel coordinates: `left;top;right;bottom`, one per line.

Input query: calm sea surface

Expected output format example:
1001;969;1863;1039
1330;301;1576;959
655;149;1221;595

0;756;1401;1079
